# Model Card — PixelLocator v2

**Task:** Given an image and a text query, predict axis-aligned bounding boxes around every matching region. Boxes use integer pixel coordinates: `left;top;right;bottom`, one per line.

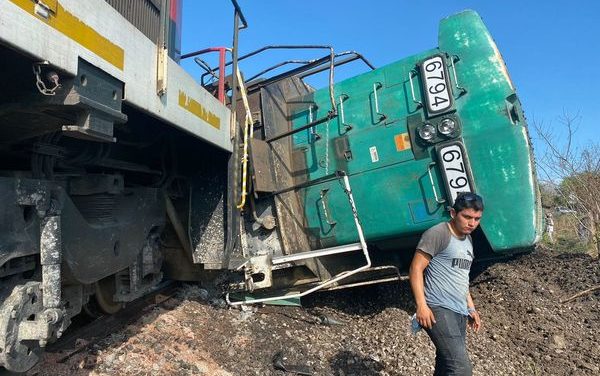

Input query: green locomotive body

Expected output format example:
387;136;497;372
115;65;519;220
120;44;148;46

290;11;541;256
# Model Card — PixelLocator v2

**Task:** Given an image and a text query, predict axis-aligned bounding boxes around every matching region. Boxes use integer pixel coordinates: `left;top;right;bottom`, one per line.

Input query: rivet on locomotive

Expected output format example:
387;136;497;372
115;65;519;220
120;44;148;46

0;0;542;371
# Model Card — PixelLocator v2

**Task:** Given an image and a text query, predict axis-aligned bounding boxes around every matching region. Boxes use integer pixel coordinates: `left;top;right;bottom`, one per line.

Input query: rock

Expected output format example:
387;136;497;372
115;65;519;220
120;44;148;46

552;334;566;349
104;353;116;366
578;361;599;372
210;298;228;309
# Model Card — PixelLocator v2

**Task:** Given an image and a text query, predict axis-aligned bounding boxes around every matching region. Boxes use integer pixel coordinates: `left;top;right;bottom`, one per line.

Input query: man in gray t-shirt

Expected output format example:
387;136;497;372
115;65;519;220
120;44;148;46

409;193;484;376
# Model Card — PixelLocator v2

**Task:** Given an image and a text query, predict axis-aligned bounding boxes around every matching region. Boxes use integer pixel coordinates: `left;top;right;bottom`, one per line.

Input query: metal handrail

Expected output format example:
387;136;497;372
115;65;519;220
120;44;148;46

298;50;375;79
246;50;375;86
181;47;231;103
245;51;376;91
201;45;337;115
230;0;248;29
245;59;314;83
427;162;446;204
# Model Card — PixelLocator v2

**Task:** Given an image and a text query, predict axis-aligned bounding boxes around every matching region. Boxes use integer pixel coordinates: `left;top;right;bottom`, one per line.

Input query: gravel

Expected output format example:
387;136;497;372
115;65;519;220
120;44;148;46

26;247;599;376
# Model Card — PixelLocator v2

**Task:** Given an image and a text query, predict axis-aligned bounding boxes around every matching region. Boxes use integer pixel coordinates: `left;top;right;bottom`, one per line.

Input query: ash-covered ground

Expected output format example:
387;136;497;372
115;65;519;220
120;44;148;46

25;247;599;376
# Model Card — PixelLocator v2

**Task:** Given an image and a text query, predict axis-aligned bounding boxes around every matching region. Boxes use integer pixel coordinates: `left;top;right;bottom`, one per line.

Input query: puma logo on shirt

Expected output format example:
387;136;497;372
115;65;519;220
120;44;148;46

451;258;472;270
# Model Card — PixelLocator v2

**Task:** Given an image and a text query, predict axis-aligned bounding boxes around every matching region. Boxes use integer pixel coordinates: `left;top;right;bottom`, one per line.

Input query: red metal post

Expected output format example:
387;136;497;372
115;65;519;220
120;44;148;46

218;47;226;104
181;47;229;104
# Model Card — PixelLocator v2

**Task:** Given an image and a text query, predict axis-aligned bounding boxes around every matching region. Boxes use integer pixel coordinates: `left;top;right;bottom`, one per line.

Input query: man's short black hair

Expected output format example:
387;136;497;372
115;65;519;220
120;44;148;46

452;192;484;212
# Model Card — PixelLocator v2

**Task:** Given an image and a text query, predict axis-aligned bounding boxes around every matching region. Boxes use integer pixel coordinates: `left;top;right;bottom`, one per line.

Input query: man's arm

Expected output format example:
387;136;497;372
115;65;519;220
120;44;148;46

409;250;436;329
466;291;481;332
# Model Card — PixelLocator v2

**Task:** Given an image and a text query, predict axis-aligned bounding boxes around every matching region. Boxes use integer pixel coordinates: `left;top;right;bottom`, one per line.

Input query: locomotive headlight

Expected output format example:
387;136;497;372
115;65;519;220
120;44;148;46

418;124;436;141
438;118;456;135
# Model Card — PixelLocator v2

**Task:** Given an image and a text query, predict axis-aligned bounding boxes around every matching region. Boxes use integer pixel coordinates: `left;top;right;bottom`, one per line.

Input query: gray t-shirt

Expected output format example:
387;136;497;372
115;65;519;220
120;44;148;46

416;222;474;316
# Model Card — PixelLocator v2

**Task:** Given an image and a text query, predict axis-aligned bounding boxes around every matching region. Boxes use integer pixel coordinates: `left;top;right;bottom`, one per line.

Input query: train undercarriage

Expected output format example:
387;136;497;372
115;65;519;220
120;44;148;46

0;41;236;370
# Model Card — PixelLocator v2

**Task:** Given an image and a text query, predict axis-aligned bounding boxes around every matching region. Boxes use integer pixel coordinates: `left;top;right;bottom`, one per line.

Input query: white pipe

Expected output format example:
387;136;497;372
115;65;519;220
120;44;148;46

227;174;371;306
272;242;361;264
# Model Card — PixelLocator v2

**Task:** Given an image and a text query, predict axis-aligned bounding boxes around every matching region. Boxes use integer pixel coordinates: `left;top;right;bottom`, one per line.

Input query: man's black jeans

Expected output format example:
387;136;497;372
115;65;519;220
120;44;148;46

424;306;473;376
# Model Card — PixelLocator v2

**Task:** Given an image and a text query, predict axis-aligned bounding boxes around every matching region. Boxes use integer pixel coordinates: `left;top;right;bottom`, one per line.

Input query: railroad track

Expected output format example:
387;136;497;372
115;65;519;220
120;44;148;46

37;282;179;368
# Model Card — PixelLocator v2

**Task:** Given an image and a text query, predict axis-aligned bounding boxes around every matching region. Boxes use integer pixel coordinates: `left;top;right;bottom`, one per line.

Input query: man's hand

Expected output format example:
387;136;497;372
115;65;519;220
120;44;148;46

416;304;436;329
466;292;481;332
468;309;481;332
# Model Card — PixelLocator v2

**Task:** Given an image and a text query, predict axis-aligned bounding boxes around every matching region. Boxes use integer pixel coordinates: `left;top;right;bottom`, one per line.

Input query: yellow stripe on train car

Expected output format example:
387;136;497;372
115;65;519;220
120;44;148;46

10;0;124;70
178;91;221;130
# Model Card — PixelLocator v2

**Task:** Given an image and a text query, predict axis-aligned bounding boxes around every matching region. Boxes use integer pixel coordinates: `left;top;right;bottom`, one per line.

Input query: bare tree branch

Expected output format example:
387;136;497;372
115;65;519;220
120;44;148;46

533;113;600;256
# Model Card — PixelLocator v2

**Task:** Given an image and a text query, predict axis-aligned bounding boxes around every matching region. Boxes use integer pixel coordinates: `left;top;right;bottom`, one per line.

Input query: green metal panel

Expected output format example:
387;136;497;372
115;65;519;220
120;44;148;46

292;50;438;177
301;161;446;247
438;10;542;250
290;10;542;252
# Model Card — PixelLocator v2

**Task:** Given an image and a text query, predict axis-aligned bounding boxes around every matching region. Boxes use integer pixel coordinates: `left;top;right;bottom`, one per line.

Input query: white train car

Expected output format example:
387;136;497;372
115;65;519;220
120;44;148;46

0;0;234;371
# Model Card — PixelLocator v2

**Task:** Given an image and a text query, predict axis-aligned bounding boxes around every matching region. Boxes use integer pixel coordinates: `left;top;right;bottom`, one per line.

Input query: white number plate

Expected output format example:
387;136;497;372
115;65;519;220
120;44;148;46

439;144;472;203
421;55;452;114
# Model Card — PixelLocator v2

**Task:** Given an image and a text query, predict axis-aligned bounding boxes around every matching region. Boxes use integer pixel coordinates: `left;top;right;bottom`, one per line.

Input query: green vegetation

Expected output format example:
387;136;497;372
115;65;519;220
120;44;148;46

543;213;596;256
534;113;599;259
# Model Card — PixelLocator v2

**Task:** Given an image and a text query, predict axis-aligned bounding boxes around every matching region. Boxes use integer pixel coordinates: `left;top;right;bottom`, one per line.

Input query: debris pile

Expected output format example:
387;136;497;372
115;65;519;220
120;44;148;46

27;247;599;375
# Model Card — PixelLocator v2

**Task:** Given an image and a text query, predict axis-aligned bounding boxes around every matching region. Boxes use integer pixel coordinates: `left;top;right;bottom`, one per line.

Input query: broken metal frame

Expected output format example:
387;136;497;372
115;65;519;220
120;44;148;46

226;172;372;306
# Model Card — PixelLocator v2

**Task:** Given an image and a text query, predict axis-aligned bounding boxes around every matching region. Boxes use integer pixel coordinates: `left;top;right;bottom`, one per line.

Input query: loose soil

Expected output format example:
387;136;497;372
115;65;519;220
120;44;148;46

24;247;599;375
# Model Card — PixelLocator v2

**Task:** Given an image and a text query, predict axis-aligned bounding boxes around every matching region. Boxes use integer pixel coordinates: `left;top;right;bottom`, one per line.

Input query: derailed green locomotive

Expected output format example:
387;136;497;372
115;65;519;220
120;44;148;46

228;10;542;304
0;0;541;371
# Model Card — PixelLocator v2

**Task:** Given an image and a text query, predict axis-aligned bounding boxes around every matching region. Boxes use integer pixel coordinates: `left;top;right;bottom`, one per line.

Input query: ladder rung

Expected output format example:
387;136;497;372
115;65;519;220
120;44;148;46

272;242;362;265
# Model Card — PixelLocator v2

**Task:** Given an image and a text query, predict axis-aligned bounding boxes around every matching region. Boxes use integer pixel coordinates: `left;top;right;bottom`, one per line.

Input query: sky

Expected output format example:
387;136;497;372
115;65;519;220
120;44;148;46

180;1;600;160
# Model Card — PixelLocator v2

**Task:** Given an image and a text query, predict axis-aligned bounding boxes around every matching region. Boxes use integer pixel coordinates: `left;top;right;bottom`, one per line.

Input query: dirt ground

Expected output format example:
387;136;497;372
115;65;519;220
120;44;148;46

23;246;599;376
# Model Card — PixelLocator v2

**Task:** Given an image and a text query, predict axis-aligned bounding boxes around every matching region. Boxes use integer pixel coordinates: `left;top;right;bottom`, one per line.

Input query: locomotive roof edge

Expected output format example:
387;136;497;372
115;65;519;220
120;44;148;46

0;0;232;152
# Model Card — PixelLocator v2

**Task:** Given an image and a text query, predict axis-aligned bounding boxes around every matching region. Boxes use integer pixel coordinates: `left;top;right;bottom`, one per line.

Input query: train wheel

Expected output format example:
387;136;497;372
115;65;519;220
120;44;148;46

0;282;44;372
94;276;122;315
81;296;103;319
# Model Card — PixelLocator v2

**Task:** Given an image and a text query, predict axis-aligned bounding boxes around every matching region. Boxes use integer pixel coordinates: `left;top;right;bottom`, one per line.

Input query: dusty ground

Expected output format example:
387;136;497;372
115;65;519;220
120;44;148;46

23;247;599;376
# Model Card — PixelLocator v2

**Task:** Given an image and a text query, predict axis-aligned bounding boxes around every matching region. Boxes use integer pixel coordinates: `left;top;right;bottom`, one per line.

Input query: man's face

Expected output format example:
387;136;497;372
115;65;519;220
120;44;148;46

451;208;483;235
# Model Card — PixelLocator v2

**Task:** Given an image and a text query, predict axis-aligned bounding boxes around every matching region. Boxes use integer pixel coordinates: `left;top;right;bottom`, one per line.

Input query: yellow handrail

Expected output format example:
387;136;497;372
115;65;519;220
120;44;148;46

236;69;254;209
